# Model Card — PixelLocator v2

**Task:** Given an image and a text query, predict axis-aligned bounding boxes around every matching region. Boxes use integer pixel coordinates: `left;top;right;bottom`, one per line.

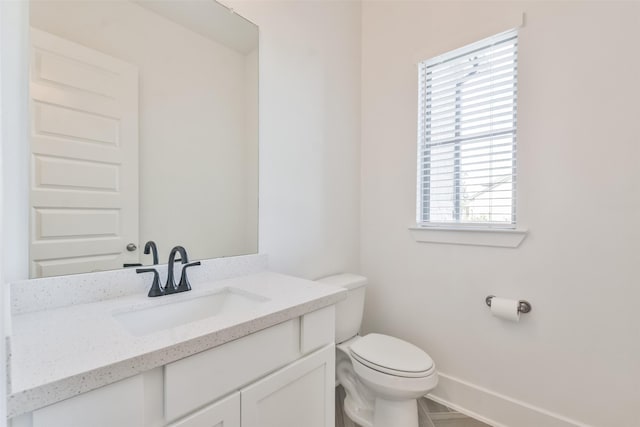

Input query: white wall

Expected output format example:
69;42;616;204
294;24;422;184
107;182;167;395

1;1;30;423
227;0;362;279
360;2;640;426
2;1;29;284
30;0;257;264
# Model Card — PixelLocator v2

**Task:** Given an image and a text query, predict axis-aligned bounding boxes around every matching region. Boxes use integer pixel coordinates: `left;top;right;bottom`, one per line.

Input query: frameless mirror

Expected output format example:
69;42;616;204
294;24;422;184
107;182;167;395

28;0;258;278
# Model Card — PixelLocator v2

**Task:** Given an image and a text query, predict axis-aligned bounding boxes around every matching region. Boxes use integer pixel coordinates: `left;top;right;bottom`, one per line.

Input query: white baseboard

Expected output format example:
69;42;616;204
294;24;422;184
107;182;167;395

427;373;592;427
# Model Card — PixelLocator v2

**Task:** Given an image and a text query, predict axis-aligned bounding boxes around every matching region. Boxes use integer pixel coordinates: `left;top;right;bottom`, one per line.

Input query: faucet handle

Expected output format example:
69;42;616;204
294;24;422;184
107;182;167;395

165;246;189;294
136;268;163;297
176;261;201;293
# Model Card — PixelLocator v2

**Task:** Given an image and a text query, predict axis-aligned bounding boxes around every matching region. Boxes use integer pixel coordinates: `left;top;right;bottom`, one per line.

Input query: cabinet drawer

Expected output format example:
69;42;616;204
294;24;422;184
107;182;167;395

32;375;144;427
167;392;240;427
164;319;300;422
301;306;335;354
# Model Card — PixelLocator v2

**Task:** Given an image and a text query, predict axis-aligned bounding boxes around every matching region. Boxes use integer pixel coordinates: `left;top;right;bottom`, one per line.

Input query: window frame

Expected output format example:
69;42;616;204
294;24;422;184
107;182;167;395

417;29;519;230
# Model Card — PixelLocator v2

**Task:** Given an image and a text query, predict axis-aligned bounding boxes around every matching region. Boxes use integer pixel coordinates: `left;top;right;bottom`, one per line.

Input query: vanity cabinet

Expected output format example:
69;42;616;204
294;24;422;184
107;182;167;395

10;306;336;427
168;344;333;427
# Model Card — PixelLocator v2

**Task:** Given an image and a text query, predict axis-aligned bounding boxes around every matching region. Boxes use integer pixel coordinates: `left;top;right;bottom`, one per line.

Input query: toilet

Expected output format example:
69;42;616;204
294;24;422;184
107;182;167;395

317;274;438;427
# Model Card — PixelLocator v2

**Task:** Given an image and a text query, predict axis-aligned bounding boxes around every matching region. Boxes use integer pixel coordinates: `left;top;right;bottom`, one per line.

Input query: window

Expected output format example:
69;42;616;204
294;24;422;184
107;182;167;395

417;29;518;228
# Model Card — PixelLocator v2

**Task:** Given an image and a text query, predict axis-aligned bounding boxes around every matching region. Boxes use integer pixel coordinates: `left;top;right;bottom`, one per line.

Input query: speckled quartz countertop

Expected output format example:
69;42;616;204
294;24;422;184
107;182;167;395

7;267;346;417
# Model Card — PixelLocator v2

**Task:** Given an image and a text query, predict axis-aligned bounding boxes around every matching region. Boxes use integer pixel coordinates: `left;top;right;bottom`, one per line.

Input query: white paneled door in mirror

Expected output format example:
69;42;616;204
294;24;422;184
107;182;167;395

29;28;139;278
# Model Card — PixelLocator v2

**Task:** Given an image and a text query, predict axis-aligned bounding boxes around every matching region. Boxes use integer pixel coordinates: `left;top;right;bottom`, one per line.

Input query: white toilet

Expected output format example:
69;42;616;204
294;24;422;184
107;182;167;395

318;274;438;427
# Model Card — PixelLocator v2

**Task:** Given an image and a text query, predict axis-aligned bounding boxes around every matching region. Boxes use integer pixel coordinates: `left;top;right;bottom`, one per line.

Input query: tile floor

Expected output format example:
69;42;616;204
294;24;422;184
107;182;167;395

335;386;490;427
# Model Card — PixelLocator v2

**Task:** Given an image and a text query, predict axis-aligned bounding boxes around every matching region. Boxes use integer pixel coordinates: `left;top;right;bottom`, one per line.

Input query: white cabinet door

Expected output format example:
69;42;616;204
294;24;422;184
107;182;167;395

241;344;335;427
32;375;144;427
167;392;240;427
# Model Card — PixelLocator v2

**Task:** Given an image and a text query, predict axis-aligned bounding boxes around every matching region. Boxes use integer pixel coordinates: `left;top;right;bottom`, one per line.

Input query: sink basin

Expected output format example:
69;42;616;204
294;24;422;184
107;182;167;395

114;288;269;336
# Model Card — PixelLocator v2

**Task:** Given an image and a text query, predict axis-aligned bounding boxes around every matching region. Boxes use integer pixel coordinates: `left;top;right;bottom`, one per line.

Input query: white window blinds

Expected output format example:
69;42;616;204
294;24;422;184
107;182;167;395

417;29;518;227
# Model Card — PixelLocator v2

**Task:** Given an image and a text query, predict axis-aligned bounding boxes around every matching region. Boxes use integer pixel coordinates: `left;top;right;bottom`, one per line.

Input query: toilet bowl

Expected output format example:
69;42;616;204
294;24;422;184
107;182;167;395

317;274;438;427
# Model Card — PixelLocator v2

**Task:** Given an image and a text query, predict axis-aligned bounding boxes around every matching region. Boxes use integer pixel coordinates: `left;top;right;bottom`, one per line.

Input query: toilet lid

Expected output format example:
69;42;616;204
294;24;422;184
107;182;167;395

350;333;434;378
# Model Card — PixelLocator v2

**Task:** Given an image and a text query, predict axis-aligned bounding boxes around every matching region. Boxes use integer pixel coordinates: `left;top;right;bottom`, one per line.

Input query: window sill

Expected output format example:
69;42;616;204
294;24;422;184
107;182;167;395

409;225;528;248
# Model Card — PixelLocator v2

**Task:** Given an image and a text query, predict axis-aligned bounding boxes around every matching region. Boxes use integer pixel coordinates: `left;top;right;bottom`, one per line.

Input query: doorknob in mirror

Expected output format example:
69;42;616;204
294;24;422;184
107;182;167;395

126;243;137;252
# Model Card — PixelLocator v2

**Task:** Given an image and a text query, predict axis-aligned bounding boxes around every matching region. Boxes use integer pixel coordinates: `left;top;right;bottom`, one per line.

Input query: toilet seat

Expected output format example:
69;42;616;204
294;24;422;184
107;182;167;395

349;333;434;378
351;352;438;402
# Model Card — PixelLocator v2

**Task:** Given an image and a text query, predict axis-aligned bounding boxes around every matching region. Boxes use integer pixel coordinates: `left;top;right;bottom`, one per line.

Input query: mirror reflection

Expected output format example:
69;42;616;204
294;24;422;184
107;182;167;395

28;0;259;278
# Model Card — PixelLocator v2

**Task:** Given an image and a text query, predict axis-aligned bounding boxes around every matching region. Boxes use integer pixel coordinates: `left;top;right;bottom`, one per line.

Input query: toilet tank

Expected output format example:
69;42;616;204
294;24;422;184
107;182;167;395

317;274;367;344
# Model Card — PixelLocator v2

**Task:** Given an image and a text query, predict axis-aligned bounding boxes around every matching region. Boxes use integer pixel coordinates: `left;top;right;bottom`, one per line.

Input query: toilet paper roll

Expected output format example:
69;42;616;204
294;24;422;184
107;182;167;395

490;297;520;322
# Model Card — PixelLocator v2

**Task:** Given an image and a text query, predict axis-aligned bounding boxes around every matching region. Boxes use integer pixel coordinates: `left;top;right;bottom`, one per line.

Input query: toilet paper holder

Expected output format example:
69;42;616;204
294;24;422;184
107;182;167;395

485;295;532;314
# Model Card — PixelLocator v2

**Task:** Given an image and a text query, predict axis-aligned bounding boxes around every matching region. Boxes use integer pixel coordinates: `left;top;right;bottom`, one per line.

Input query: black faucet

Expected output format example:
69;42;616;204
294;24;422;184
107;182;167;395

164;246;188;294
136;245;200;297
144;241;159;265
165;246;201;295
